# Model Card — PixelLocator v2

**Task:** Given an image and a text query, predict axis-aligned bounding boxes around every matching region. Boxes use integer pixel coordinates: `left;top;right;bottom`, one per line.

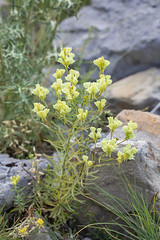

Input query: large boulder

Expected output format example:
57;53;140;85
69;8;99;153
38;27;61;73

102;68;160;114
80;110;160;223
55;0;160;80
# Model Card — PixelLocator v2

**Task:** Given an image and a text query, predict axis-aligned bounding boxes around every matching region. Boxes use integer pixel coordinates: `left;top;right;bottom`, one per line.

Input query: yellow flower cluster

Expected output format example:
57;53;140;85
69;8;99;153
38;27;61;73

82;155;93;168
53;68;65;79
107;117;122;134
62;83;79;100
32;49;112;122
123;144;138;159
51;69;66;97
58;47;75;69
95;99;106;111
117;152;126;165
65;69;79;86
83;74;112;100
18;227;27;236
33;103;49;120
97;74;112;94
117;144;138;164
51;78;63;97
52;69;79;100
10;175;20;186
93;56;110;74
77;108;88;122
89;127;102;142
37;218;44;228
122;120;138;140
53;100;71;116
83;82;99;99
32;84;49;101
17;218;44;237
101;138;117;157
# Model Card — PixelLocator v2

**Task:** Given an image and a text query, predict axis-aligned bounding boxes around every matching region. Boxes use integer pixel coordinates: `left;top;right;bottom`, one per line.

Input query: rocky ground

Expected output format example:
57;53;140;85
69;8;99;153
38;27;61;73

1;0;160;239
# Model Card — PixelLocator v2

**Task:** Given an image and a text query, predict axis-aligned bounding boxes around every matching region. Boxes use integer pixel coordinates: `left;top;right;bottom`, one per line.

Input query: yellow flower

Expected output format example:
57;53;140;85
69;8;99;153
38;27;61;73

65;69;79;86
53;69;65;79
51;79;63;97
86;160;93;168
10;175;20;186
77;108;88;122
32;84;49;101
122;144;138;160
117;144;138;164
33;103;49;120
53;100;71;116
18;227;27;236
95;99;106;111
37;218;44;228
83;82;99;99
36;108;50;119
117;151;126;165
122;121;138;140
59;47;73;59
93;56;110;74
107;117;122;134
82;155;88;162
62;83;79;100
89;127;102;142
97;74;112;93
33;103;44;112
101;138;117;157
82;155;93;168
58;47;75;69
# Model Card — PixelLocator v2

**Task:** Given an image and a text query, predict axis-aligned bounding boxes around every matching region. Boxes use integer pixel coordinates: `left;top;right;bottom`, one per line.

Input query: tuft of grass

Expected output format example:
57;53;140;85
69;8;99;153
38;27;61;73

84;174;160;240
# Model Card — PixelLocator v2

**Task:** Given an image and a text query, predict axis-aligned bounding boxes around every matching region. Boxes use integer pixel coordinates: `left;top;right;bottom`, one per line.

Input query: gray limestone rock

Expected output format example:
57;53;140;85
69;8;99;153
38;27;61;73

79;110;160;223
0;154;50;210
54;0;160;81
24;222;53;240
102;68;160;114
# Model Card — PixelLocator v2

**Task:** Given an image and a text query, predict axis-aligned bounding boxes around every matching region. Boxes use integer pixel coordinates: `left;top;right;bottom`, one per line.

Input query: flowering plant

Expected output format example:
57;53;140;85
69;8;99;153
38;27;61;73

10;174;26;215
8;215;45;239
32;47;138;222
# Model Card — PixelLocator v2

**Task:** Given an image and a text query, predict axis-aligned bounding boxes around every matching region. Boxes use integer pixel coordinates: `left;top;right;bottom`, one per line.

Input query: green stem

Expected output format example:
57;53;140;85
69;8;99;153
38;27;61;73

61;128;74;176
118;139;126;145
12;0;15;10
0;41;5;83
94;141;97;163
60;118;77;188
110;131;113;139
25;3;32;42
